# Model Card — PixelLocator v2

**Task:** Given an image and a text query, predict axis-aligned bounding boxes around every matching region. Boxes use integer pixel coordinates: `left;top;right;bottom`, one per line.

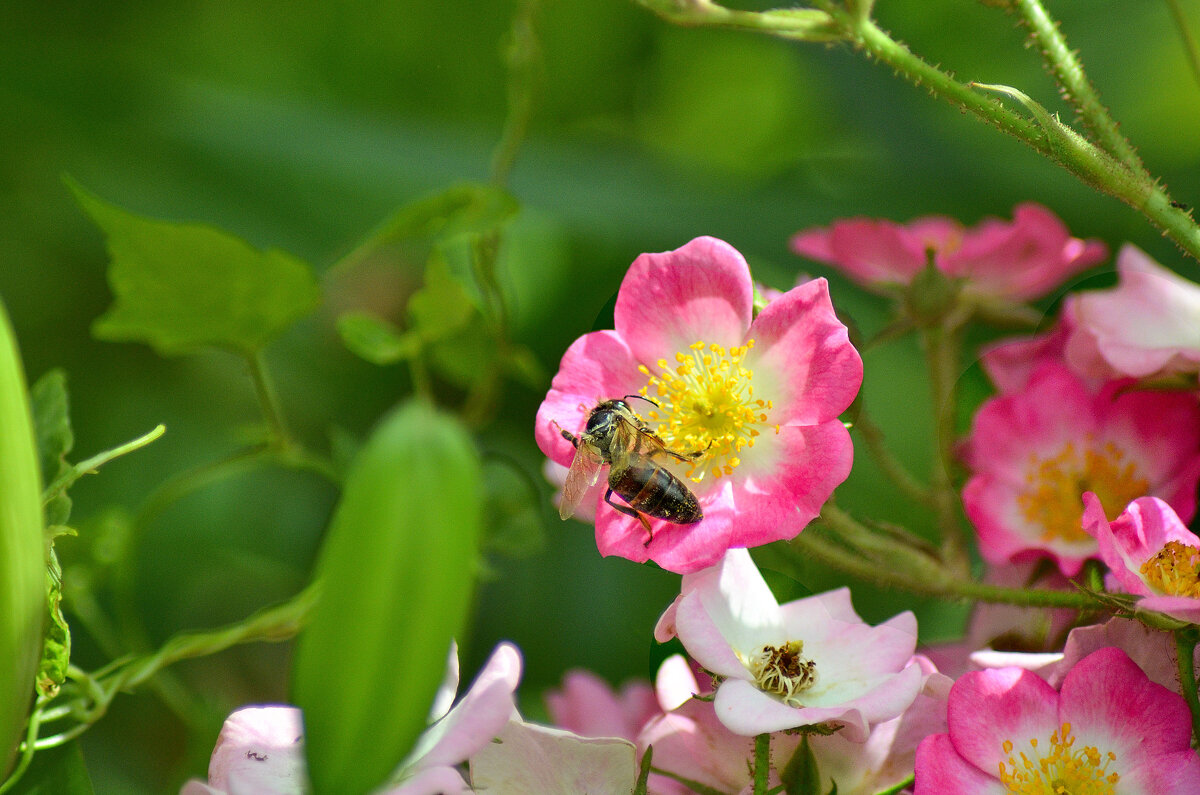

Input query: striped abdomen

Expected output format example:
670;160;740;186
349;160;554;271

610;460;702;524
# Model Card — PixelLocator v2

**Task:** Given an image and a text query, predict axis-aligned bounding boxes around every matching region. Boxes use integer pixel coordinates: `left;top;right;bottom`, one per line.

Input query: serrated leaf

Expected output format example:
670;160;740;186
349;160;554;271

336;311;420;365
68;178;320;357
30;371;72;489
291;401;483;795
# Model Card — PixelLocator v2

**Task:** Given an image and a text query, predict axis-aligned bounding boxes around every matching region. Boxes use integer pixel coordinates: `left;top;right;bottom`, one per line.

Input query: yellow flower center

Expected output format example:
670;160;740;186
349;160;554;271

999;723;1119;794
1140;540;1200;598
637;339;776;481
740;640;817;707
1017;437;1149;544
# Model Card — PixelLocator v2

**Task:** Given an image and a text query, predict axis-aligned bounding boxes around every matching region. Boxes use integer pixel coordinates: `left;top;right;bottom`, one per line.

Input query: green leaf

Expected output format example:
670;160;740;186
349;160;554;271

68;178;320;357
336;311;420;365
0;299;47;777
335;183;518;273
29;371;72;489
6;740;93;795
291;401;484;795
407;253;477;342
780;735;823;795
36;551;69;699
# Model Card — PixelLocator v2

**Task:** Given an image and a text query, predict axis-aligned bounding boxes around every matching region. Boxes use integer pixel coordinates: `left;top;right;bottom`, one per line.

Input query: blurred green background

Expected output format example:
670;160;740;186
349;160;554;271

4;0;1199;790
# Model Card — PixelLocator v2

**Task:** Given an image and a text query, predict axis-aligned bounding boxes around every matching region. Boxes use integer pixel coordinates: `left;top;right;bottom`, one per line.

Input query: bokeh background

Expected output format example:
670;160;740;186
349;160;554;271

4;0;1199;790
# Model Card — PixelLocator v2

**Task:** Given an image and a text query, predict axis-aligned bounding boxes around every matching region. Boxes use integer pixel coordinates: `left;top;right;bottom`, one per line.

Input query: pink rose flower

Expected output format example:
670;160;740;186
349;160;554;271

656;549;925;742
1082;493;1200;624
962;360;1200;576
544;669;657;743
535;236;862;574
180;643;522;795
915;647;1200;793
1070;244;1200;381
790;203;1106;301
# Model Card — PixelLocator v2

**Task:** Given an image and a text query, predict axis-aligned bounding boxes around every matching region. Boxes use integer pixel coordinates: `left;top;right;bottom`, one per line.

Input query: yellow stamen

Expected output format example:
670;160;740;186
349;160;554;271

637;339;770;481
1017;437;1148;544
1140;541;1200;598
998;723;1119;794
740;640;817;707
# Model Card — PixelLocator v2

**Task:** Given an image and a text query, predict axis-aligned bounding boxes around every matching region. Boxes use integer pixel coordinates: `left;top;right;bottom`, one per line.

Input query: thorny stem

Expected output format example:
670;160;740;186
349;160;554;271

921;318;970;572
753;733;771;795
633;1;1200;264
791;513;1104;610
1175;628;1200;748
1010;0;1149;178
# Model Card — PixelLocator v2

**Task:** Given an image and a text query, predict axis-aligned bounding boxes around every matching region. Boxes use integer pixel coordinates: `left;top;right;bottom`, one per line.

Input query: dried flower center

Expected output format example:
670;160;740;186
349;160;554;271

1140;540;1200;598
1017;438;1148;544
638;339;776;481
740;640;817;707
998;722;1119;794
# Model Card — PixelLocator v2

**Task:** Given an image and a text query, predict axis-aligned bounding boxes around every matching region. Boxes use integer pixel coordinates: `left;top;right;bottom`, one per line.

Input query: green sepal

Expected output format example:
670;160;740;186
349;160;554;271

68;178;320;357
780;734;823;795
291;401;484;795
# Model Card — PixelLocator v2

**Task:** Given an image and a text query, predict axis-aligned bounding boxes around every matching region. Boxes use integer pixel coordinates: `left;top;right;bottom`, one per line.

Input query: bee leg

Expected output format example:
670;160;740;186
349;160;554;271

604;489;654;544
553;421;579;448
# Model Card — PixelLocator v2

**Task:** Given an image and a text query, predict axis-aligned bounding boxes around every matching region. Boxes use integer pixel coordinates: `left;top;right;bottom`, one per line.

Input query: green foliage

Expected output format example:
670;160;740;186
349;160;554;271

68;178;320;357
0;301;48;778
334;183;519;274
36;552;69;700
291;400;484;795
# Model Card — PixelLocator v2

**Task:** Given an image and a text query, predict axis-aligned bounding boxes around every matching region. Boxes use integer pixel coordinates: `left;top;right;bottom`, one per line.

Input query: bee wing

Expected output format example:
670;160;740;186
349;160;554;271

559;442;605;520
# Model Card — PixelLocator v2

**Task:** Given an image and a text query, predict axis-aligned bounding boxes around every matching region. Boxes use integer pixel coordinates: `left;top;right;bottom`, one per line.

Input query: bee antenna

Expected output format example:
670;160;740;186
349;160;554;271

624;394;660;408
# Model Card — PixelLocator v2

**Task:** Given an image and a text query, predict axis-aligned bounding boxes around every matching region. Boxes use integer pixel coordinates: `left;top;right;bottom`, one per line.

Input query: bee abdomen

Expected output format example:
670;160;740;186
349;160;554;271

614;462;703;525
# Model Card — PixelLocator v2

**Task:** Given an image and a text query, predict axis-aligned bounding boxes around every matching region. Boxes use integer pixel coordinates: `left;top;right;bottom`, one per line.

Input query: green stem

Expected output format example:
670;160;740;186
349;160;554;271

633;2;1200;264
921;319;968;571
753;733;771;795
1166;0;1200;92
852;406;933;507
490;0;541;189
1011;0;1148;177
32;584;318;751
788;529;1102;609
247;351;292;451
1175;628;1200;747
42;424;166;504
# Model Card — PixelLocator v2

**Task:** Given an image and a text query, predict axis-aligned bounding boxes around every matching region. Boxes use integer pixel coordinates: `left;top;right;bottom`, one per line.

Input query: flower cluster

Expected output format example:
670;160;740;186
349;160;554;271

191;211;1200;793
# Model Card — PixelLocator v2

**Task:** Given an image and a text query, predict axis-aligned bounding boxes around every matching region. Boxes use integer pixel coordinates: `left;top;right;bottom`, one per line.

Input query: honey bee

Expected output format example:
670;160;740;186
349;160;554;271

556;397;703;541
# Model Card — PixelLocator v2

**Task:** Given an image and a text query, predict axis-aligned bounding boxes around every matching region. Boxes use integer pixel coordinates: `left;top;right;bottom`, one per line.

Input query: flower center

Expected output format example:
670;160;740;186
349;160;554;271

998;722;1119;794
637;339;776;481
1140;540;1200;598
741;640;817;707
1017;438;1149;544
